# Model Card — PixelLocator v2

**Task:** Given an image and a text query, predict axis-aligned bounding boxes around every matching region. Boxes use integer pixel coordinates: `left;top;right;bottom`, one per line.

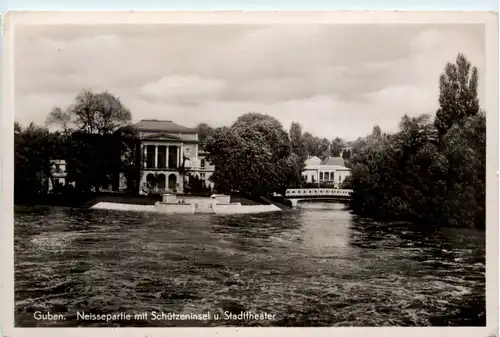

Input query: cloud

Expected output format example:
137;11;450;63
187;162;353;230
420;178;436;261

14;23;486;141
140;75;227;103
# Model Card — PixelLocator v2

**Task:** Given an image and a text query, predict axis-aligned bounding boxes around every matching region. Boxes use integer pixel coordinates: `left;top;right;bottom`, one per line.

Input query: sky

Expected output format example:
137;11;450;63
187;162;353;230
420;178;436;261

14;23;485;140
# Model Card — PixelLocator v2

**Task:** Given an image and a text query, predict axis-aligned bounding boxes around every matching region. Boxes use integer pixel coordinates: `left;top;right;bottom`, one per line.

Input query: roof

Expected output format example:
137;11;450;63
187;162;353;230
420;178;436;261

305;156;321;166
141;132;199;143
135;119;196;133
320;156;345;166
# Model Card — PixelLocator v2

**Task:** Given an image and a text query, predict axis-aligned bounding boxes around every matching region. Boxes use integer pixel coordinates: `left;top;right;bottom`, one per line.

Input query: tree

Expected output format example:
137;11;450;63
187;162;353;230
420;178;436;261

302;132;317;156
14;123;59;202
113;125;142;193
441;113;486;228
205;113;300;198
45;106;73;135
330;137;346;157
177;155;192;192
49;90;132;135
348;114;442;222
434;53;480;137
289;122;308;162
302;132;330;158
196;123;215;150
42;90;135;193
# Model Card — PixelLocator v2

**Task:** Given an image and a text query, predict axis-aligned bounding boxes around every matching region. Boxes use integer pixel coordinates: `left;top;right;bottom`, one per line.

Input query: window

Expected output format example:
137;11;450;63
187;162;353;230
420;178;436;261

339;175;341;182
325;172;329;180
201;159;205;168
320;172;323;180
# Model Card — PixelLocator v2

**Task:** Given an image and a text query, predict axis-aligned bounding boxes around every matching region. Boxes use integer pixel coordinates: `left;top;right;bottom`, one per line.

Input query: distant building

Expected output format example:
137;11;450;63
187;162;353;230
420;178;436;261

191;150;215;188
135;119;214;194
302;156;351;187
48;159;67;192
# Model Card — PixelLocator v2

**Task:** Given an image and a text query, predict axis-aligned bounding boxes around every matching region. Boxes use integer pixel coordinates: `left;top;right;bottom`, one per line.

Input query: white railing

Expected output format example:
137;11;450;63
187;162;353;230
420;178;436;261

285;188;353;198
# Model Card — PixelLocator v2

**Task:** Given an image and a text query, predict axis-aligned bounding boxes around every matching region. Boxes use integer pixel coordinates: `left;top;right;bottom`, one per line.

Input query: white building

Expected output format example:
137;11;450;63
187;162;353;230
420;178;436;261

302;156;351;187
48;159;67;192
135;119;215;194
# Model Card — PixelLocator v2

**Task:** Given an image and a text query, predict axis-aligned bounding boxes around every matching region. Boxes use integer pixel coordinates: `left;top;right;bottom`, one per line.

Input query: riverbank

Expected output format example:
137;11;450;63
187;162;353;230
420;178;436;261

90;193;282;214
14;191;273;210
91;201;282;214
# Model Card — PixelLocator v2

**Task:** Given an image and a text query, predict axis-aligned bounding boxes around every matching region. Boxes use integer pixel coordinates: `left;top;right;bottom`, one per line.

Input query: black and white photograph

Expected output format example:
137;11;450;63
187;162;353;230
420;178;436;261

2;11;498;335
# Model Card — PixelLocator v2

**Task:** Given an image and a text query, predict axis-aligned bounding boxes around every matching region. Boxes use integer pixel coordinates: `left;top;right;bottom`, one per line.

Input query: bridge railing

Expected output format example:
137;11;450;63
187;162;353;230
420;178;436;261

285;188;353;198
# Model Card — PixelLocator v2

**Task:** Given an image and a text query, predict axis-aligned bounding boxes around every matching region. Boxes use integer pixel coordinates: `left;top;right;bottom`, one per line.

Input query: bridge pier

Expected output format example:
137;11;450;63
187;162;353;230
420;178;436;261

287;199;299;208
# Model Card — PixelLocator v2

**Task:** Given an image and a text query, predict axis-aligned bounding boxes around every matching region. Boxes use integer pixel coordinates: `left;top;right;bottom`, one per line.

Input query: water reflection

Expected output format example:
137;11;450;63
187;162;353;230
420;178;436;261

14;204;485;327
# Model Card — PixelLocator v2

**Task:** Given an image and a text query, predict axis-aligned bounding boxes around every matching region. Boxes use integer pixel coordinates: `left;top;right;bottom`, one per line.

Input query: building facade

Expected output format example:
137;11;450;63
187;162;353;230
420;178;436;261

302;156;351;187
136;119;214;194
48;159;67;192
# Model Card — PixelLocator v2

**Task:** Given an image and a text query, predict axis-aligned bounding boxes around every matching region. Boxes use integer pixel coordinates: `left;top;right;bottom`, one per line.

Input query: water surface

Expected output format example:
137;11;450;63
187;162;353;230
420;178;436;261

14;202;485;327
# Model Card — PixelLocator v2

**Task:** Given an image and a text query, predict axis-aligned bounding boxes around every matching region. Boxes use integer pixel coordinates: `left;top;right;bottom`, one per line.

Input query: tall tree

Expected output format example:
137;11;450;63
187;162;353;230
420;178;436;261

289;122;308;162
434;53;480;137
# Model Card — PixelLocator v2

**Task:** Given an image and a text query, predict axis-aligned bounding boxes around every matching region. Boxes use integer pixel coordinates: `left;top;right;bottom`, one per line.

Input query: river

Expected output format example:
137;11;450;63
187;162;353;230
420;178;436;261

14;202;486;327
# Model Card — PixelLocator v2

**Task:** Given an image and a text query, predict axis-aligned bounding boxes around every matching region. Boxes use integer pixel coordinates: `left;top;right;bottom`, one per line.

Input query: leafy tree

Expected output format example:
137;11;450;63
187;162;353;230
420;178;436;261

302;132;330;158
14;123;65;202
113;125;142;193
47;90;132;135
348;54;485;228
42;90;135;193
184;175;212;195
441;113;486;228
177;155;192;192
196;123;215;150
205;113;300;197
434;53;480;137
289;122;308;162
330;137;346;157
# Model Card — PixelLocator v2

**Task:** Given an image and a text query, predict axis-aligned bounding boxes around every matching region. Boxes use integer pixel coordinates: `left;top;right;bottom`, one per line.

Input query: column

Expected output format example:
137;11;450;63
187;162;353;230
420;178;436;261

143;145;147;168
166;146;169;168
177;145;181;167
154;145;158;168
180;143;184;166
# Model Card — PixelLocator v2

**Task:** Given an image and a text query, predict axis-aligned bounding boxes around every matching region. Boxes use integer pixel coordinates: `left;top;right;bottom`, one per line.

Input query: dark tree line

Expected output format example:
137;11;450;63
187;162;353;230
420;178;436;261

346;54;485;229
15;90;140;203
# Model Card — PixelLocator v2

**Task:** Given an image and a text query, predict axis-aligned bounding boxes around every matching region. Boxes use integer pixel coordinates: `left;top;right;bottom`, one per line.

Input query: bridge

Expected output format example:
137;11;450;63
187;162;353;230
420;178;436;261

284;188;353;208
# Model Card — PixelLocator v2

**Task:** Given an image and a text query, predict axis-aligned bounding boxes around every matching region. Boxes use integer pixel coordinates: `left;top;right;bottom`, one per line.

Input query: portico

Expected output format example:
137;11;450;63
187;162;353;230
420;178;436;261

142;143;185;170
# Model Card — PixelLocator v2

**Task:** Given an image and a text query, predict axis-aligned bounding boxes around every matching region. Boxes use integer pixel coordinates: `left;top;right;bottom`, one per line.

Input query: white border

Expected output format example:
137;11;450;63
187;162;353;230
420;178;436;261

1;11;498;337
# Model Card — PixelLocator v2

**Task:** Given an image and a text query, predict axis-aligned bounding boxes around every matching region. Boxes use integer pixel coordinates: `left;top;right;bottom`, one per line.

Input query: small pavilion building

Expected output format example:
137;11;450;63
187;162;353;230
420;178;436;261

302;156;351;187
